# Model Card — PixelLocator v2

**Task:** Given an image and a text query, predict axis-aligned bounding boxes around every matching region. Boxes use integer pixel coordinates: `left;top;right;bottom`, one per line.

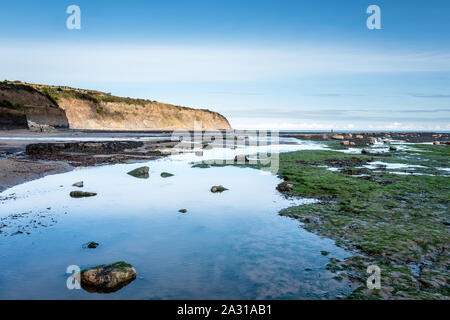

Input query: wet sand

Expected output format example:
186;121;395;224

0;158;72;192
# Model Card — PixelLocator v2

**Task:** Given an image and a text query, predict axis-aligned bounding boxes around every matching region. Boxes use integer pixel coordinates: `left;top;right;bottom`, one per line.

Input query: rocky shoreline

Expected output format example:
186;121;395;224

275;147;449;300
0;134;177;192
281;131;450;146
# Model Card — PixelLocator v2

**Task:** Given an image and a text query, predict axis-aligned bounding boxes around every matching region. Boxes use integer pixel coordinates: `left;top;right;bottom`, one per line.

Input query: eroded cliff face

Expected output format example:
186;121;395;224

0;81;231;131
0;82;69;129
58;98;231;131
0;107;28;130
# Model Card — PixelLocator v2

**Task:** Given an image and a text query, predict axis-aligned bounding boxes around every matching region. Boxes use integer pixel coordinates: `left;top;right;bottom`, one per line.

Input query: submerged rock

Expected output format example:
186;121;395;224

81;261;137;293
389;146;397;151
70;191;97;198
72;181;84;188
127;166;149;179
160;172;174;178
211;185;228;193
178;209;187;213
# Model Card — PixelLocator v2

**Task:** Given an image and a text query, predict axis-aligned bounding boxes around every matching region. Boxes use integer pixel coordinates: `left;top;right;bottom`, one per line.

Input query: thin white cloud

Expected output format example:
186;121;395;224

1;42;450;84
230;117;448;131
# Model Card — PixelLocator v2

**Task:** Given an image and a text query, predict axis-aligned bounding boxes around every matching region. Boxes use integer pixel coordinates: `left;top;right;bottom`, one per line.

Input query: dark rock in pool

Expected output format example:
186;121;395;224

73;181;84;188
26;141;144;155
81;261;137;293
276;181;294;192
321;251;330;256
389;146;397;151
211;185;228;193
83;241;99;249
178;209;187;213
127;166;149;179
160;172;174;178
70;191;97;198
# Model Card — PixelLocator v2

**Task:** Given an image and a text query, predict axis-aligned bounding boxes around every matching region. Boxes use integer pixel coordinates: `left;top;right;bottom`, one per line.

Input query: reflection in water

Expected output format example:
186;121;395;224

0;143;353;299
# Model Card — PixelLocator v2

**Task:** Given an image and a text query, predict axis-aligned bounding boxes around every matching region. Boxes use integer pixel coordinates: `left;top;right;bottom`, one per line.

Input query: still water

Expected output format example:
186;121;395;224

0;143;353;299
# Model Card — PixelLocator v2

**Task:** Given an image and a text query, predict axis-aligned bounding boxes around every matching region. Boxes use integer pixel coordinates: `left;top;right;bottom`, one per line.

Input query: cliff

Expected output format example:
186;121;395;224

0;81;231;131
0;107;28;130
0;82;69;129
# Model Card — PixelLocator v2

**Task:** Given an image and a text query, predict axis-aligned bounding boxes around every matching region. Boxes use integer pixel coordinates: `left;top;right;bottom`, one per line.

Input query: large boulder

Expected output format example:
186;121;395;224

127;166;149;179
331;135;345;140
81;261;137;293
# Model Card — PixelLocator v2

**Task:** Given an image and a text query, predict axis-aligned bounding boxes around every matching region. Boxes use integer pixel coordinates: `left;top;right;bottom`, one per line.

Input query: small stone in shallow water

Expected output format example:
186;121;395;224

73;181;84;188
70;191;97;198
160;172;174;178
211;185;228;193
127;167;149;179
81;261;137;293
84;241;99;249
178;209;187;213
321;251;330;256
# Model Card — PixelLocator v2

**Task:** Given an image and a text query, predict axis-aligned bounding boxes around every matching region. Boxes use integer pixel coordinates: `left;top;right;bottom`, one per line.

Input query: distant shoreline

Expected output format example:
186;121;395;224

1;128;449;134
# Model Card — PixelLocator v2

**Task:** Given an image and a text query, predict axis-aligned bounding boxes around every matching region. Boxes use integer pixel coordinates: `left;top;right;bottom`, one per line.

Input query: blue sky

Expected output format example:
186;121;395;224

1;0;449;130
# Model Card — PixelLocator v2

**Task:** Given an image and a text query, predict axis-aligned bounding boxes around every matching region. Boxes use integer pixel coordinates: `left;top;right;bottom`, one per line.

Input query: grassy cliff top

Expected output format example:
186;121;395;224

0;80;219;114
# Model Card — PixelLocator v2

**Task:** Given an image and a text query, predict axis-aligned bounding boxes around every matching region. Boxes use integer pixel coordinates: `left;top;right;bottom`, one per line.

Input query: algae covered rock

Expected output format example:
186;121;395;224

276;181;294;193
70;191;97;198
127;166;149;179
160;172;174;178
81;261;137;293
